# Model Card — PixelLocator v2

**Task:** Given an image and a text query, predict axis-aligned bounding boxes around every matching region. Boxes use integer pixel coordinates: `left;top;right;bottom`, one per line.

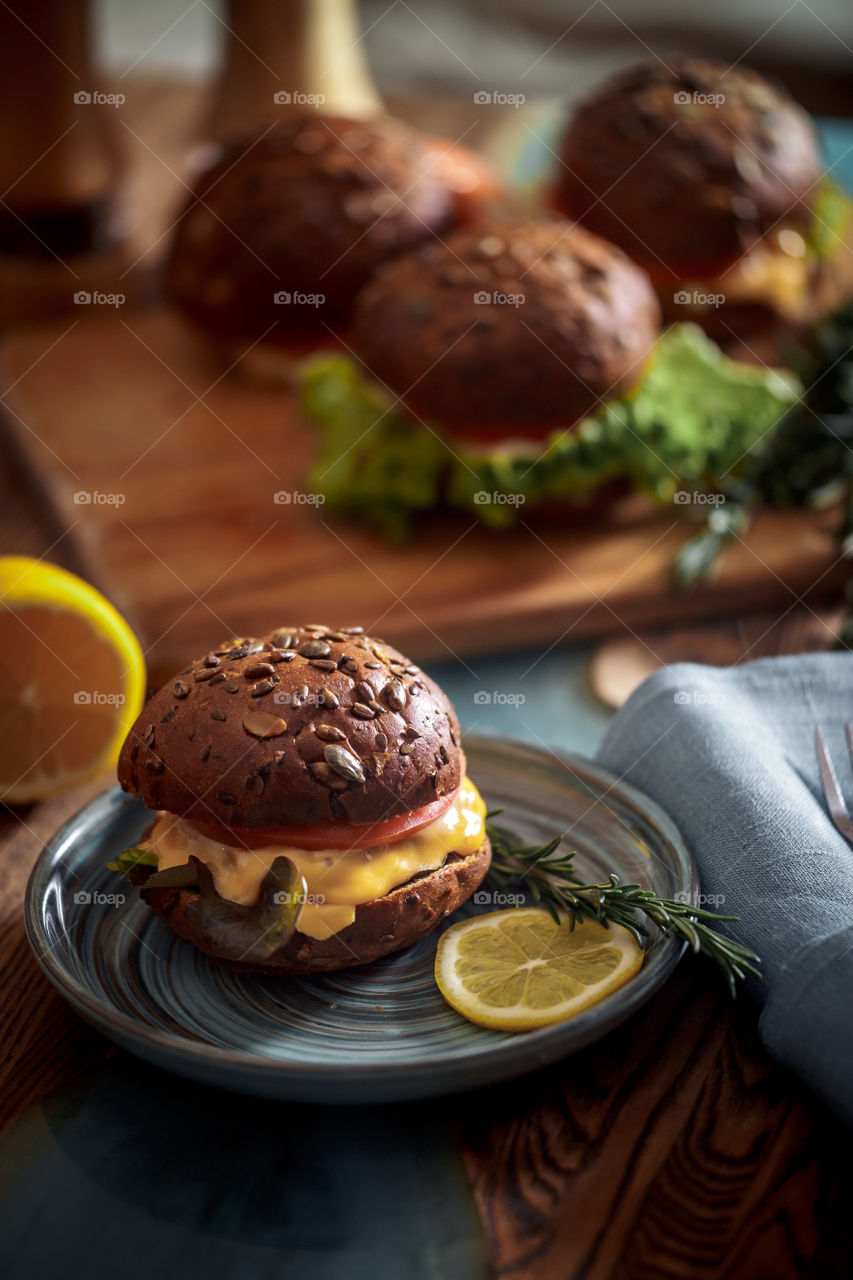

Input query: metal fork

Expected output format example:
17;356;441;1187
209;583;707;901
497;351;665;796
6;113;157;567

816;725;853;844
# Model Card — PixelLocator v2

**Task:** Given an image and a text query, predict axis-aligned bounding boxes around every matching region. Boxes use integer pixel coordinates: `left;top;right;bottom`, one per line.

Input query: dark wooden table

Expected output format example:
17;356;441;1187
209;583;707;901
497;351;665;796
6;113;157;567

1;77;852;1280
3;377;851;1279
3;775;851;1277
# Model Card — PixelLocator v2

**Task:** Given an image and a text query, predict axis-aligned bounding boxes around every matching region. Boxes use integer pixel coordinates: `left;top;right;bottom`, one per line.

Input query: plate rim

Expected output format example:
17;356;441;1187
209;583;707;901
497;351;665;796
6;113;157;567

24;735;697;1088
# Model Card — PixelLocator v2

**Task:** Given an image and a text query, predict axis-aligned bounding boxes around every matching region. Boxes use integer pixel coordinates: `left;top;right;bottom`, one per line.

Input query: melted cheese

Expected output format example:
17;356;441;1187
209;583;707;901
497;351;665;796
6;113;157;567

141;777;487;941
677;230;818;321
713;238;810;318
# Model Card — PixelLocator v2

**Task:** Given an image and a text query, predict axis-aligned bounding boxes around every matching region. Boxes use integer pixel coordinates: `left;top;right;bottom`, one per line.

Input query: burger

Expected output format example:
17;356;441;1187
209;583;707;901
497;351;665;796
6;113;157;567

552;56;853;347
110;625;490;972
164;113;504;375
297;217;801;534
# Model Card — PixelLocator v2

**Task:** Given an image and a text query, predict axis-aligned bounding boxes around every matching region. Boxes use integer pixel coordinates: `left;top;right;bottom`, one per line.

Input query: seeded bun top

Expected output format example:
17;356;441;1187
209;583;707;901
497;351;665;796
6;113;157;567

117;627;462;828
554;56;820;277
350;218;661;434
164;115;457;341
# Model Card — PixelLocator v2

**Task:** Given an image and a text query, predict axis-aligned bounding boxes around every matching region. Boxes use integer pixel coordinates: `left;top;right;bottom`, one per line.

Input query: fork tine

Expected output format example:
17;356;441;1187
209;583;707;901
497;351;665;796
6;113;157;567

816;727;853;840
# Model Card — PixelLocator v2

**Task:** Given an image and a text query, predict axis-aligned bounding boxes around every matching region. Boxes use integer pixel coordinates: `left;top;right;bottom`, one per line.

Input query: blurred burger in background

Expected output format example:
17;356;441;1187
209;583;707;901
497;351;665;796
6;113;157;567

299;216;801;534
551;56;853;353
164;113;505;378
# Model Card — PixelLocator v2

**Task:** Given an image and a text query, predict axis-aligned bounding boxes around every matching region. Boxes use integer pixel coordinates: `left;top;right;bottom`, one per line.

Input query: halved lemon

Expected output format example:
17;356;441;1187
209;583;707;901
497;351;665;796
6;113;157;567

435;907;644;1031
0;557;145;803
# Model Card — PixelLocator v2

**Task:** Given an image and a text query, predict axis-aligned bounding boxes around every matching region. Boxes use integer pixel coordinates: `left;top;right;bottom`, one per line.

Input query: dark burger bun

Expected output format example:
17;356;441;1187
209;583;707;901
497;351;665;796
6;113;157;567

118;625;488;974
164;115;460;346
141;838;491;974
554;56;821;280
118;626;463;830
350;217;661;437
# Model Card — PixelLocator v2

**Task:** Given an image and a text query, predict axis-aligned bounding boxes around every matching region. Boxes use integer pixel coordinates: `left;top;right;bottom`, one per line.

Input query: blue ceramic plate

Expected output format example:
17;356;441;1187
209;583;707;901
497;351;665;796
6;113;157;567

25;737;695;1103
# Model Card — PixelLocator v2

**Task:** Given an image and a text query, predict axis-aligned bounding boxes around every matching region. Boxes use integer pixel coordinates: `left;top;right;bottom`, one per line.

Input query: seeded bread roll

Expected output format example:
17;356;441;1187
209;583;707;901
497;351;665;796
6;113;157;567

141;840;491;973
164;115;457;342
117;626;462;829
554;56;820;276
349;218;661;434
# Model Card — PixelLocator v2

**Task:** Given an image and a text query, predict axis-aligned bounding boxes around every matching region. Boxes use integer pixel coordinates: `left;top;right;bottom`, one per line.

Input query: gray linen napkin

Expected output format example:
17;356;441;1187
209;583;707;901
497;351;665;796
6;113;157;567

597;653;853;1124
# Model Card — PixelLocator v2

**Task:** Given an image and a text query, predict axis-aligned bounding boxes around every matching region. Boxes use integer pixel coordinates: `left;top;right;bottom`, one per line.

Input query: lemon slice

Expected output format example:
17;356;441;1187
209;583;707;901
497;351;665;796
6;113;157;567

0;556;145;803
435;907;644;1031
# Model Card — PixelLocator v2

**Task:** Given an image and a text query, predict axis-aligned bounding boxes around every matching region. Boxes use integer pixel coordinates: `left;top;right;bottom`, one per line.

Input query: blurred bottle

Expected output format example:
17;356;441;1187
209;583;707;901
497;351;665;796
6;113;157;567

0;0;123;258
206;0;382;141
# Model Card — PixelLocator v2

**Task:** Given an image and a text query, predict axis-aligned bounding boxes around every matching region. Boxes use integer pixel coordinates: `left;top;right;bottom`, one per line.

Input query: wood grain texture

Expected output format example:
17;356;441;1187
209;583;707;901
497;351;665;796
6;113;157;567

0;783;113;1137
459;962;853;1279
3;783;850;1274
0;308;846;686
590;607;845;709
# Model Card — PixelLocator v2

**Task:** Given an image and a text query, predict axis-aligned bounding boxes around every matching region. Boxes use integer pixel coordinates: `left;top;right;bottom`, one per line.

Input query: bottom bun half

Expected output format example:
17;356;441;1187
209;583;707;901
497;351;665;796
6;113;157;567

142;837;492;974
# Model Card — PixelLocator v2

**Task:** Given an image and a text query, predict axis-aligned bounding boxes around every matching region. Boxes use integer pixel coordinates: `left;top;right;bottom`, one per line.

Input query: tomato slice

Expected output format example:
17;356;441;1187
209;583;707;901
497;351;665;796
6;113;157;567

421;136;508;223
190;787;459;852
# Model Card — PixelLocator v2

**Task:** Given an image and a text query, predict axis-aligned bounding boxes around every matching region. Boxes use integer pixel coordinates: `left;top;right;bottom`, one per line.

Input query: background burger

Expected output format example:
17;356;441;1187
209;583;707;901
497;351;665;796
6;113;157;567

110;625;490;973
298;216;801;534
164;113;505;377
552;56;853;352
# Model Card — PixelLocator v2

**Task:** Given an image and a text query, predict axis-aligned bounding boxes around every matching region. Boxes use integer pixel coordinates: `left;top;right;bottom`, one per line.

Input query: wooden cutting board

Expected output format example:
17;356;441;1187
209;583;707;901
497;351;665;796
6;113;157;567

0;307;844;684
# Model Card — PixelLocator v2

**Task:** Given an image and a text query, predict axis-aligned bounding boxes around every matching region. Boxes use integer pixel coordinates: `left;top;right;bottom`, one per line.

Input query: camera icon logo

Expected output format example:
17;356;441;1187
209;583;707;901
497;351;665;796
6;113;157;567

673;90;691;105
673;490;691;504
673;290;692;305
73;490;91;504
273;491;291;504
273;90;292;104
473;890;491;905
473;690;492;704
73;90;92;105
74;291;92;305
73;690;92;705
274;291;291;305
473;290;491;305
673;690;692;705
473;91;492;104
473;491;491;504
73;890;92;904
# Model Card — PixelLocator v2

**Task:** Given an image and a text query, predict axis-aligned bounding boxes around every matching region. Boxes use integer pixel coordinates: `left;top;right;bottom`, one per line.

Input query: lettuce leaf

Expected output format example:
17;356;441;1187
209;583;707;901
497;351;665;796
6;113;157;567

805;180;851;261
108;846;307;960
107;846;158;883
299;324;801;535
182;856;306;963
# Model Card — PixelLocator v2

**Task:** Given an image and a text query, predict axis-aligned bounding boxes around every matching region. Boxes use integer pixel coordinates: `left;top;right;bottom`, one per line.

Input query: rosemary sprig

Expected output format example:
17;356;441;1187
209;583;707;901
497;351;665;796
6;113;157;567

485;814;761;997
